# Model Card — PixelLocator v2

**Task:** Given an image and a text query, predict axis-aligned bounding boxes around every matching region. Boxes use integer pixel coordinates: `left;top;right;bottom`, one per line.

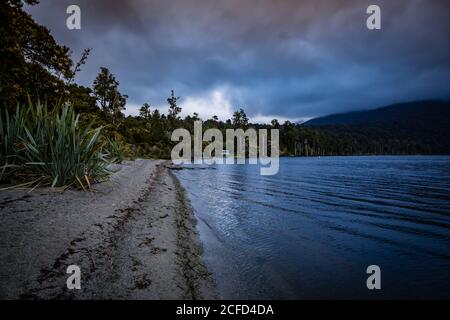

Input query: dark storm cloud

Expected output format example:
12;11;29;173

26;0;450;121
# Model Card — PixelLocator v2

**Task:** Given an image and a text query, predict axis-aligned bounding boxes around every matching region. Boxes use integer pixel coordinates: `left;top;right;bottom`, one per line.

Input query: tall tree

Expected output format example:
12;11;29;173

92;67;127;123
93;67;118;111
167;90;181;120
232;108;249;126
110;90;127;124
139;103;152;120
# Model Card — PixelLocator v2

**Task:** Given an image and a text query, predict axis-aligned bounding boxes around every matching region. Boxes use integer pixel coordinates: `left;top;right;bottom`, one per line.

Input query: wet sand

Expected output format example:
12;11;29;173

0;159;215;299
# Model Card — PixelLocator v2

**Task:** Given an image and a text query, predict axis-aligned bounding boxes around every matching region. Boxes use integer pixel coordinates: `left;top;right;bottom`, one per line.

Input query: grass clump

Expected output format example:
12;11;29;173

0;100;109;190
104;136;134;164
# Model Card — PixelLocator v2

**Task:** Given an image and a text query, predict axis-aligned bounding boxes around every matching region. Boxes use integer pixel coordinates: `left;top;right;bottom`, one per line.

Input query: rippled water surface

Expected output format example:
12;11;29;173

174;156;450;299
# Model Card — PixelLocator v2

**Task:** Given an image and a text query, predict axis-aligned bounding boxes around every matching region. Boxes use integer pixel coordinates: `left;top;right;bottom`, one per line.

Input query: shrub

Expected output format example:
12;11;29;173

0;100;109;189
104;137;128;163
0;106;26;173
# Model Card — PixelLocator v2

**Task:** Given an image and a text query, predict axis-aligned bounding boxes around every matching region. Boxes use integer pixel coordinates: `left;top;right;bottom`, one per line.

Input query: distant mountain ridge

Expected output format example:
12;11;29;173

303;100;450;154
305;100;450;126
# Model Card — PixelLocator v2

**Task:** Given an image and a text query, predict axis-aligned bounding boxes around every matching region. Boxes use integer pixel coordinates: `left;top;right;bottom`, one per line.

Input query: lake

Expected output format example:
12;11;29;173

174;156;450;299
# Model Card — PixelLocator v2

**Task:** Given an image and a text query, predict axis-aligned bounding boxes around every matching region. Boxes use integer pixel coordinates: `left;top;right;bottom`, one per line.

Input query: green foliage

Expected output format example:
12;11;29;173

104;137;132;164
0;106;26;171
93;67;127;124
0;101;109;189
167;90;181;120
232;108;249;126
0;0;73;109
139;103;152;120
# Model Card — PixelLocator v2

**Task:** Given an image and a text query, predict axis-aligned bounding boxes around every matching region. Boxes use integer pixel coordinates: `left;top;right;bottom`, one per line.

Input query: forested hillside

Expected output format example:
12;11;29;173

304;101;450;155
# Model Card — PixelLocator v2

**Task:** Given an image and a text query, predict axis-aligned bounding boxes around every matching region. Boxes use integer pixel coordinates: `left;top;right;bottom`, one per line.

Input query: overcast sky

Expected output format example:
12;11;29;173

26;0;450;122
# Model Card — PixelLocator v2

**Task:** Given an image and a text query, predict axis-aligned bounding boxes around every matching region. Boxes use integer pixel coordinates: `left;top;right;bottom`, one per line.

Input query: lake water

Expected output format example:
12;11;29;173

174;156;450;299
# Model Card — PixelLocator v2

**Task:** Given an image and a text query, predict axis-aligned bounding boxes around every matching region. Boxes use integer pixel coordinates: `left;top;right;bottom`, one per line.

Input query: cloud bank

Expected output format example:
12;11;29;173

26;0;450;122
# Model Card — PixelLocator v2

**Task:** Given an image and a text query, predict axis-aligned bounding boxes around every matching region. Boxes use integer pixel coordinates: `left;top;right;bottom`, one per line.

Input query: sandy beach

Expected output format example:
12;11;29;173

0;159;215;299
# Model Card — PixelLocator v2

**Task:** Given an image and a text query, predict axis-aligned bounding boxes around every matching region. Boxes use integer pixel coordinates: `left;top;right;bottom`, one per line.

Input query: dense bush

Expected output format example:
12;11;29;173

104;136;136;163
0;101;109;189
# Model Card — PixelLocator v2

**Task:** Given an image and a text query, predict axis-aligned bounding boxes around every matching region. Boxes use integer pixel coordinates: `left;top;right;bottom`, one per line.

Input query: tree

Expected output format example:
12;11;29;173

232;108;249;126
149;109;167;144
66;84;98;114
92;67;127;123
93;67;118;111
167;90;181;120
152;109;161;119
0;0;74;108
110;91;127;124
139;103;152;120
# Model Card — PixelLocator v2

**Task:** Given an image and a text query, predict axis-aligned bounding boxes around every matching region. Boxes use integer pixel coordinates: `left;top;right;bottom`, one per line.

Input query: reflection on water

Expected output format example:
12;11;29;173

174;156;450;299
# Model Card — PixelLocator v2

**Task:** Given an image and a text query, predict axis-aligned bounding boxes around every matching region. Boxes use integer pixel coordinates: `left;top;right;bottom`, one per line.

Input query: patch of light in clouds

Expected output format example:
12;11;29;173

179;89;234;120
126;89;310;124
124;90;235;119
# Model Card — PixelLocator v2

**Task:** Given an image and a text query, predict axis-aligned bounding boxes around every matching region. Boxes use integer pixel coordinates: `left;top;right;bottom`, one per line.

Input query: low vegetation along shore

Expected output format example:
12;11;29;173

0;84;218;299
0;159;215;299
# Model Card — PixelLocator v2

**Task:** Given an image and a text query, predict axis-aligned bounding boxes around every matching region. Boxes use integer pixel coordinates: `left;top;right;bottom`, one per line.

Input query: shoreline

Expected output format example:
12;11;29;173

0;159;215;299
